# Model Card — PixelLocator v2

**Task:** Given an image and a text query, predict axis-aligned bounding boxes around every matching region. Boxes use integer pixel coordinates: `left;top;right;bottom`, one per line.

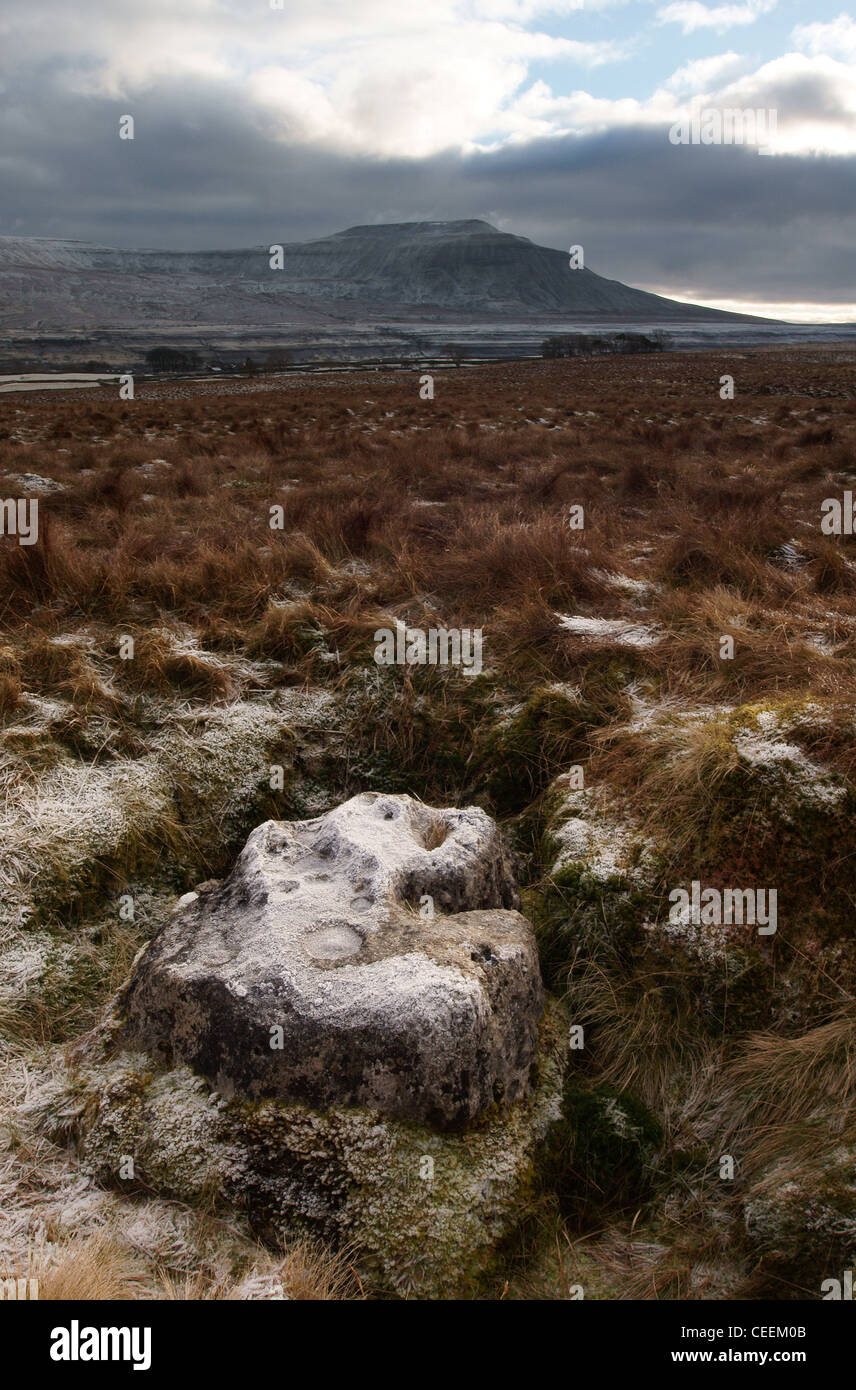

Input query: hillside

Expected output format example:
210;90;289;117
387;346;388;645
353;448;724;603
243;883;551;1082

0;220;770;334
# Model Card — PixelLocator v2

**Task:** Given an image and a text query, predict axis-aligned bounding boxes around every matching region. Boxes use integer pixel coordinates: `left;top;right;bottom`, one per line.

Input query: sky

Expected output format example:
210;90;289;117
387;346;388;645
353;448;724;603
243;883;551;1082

0;0;853;320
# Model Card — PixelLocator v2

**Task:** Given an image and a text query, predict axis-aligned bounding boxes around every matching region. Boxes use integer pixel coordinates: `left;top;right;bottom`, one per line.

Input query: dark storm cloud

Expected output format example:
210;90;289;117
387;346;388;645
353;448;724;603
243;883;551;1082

463;131;856;304
0;70;853;306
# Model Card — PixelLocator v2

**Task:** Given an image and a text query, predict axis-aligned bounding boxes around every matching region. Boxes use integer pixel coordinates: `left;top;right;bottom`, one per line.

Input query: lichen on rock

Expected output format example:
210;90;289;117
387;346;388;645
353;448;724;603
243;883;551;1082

24;793;564;1297
31;995;568;1299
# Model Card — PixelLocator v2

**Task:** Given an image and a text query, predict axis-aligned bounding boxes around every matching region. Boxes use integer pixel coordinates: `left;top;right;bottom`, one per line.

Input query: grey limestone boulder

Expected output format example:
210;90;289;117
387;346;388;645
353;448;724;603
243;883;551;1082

122;792;544;1128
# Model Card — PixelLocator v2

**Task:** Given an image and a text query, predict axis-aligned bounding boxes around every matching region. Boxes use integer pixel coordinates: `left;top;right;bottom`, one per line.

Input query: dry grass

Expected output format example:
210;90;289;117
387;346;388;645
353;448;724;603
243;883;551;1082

11;1227;359;1302
31;1231;145;1300
155;1237;362;1301
564;960;719;1137
3;346;856;1301
1;351;854;691
708;1008;856;1173
115;631;237;701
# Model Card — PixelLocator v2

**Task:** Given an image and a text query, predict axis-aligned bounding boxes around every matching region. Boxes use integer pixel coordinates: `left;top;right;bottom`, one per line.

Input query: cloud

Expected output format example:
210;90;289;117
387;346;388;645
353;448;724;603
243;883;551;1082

0;0;629;158
0;0;851;316
1;65;852;318
657;0;777;35
245;28;626;157
489;47;856;159
709;54;856;156
472;0;627;14
662;52;748;94
793;14;856;63
1;0;847;162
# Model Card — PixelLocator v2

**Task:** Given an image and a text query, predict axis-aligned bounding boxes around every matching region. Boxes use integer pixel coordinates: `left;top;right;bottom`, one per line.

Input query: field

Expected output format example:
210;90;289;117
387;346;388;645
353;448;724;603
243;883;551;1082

1;346;856;1299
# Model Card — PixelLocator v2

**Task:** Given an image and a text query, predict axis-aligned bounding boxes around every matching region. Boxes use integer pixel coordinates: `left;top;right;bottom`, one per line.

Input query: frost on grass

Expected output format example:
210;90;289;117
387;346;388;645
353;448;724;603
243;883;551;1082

555;614;662;649
1;691;334;923
732;706;849;814
591;570;661;603
539;693;855;969
1;1039;357;1299
5;473;65;492
545;779;657;887
0;688;337;1023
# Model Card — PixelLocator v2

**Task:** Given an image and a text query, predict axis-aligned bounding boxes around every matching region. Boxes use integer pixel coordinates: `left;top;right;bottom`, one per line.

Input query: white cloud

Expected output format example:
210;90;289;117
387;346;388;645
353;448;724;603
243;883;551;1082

1;0;853;160
793;14;856;63
0;0;629;158
471;0;631;16
709;53;856;156
663;51;748;93
246;26;626;156
493;48;856;158
657;0;777;35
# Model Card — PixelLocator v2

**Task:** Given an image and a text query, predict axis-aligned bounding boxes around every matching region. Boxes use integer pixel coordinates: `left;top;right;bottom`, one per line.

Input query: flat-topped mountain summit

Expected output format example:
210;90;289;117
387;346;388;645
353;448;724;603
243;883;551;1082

0;219;767;334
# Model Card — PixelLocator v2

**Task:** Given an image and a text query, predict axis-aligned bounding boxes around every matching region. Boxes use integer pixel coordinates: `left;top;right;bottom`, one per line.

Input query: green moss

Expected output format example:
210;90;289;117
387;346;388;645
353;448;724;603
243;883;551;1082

471;686;589;815
541;1078;665;1219
472;676;633;818
531;877;652;987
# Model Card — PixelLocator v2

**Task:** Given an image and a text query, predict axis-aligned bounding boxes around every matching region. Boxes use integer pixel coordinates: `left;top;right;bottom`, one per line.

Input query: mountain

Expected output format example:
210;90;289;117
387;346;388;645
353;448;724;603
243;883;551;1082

0;220;769;335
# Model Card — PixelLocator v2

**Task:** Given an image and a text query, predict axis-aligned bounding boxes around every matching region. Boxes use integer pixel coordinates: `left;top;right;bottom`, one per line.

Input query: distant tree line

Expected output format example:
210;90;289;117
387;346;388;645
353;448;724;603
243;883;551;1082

541;331;672;359
145;347;200;372
144;347;296;375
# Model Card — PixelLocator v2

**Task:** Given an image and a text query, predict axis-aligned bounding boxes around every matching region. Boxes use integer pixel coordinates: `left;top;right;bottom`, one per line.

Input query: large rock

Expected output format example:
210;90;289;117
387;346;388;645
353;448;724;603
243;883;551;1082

32;998;569;1298
121;792;544;1128
31;795;559;1296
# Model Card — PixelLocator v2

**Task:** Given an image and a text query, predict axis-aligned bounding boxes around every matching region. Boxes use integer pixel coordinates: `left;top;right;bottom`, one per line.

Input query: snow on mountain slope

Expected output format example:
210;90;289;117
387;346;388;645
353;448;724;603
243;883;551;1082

0;220;768;331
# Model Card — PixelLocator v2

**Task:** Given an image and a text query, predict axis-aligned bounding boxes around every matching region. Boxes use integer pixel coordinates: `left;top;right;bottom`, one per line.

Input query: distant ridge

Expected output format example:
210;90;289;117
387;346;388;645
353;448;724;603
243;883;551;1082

0;220;774;332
